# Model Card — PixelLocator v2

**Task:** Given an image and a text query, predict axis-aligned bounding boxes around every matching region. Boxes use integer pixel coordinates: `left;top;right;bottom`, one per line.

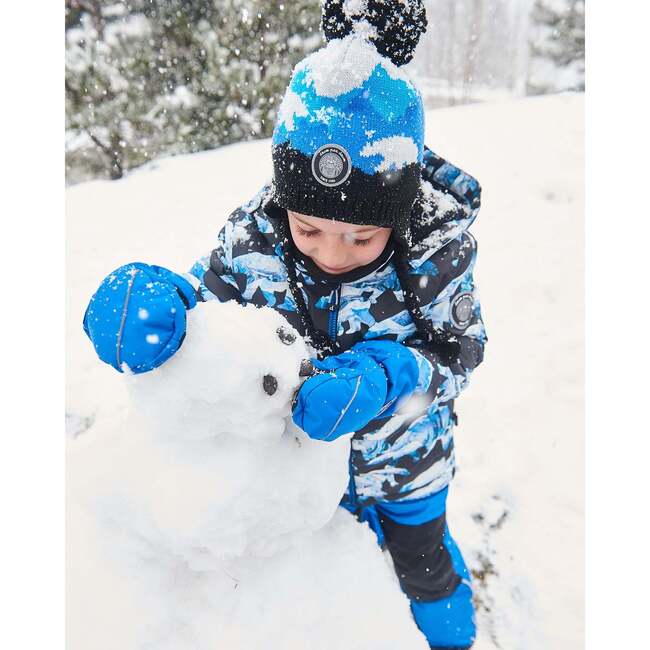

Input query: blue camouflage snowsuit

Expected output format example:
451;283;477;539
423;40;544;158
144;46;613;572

189;146;486;648
83;145;485;648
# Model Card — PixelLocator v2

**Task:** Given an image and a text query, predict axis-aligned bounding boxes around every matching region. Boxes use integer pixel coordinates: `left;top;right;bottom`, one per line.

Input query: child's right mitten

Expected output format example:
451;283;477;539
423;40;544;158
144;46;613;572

83;262;198;374
291;350;388;442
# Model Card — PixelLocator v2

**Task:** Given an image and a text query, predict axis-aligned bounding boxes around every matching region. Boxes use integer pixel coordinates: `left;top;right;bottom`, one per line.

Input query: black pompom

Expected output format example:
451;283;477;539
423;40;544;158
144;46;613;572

321;0;428;66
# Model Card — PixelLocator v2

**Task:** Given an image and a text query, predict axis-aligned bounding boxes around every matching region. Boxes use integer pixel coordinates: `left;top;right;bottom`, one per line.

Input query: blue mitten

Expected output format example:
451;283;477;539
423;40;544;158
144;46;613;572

292;350;388;441
83;262;198;374
351;339;421;417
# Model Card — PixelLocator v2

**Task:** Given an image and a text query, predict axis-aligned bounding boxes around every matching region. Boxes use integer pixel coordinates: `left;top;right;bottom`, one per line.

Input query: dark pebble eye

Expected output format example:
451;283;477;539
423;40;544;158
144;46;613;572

263;374;278;396
276;326;296;345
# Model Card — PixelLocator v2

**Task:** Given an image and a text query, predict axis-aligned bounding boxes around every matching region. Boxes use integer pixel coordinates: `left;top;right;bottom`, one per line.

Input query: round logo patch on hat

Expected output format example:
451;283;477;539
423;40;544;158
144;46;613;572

450;292;474;331
311;144;352;187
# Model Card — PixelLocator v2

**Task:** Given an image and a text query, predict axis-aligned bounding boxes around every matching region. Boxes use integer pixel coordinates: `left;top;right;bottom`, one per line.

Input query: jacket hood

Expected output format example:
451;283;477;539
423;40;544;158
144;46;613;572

407;145;482;268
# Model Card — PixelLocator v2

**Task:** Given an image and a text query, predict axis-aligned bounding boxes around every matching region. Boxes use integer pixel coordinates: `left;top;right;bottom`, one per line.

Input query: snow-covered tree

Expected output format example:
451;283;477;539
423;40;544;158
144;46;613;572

65;1;322;183
526;0;585;95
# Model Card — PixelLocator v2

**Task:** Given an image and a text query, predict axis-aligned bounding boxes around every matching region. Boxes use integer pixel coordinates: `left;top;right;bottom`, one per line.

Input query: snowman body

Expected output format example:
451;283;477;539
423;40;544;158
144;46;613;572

67;301;427;650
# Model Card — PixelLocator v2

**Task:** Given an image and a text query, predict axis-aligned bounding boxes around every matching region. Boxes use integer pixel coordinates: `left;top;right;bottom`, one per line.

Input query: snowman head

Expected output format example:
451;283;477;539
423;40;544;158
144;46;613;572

128;300;308;443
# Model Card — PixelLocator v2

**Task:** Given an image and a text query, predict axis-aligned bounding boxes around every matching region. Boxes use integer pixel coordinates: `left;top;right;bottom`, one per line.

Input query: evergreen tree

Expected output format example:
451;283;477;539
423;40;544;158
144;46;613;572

526;0;585;95
65;1;322;183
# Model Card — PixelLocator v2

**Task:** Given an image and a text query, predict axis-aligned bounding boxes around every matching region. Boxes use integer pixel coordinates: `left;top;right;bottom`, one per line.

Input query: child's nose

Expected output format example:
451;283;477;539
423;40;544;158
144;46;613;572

319;242;349;268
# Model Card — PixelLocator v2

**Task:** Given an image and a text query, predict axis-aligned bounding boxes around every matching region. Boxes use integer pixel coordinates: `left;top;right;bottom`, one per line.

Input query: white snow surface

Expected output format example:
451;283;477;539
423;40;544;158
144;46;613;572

66;94;584;649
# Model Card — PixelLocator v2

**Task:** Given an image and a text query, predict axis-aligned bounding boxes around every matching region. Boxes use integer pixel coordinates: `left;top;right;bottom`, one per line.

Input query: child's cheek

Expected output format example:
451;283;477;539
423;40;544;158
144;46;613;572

294;236;314;258
359;250;378;265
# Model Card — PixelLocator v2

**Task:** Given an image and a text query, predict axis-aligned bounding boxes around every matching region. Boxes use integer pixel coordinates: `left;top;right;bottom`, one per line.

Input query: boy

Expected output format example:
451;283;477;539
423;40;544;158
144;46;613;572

83;3;486;648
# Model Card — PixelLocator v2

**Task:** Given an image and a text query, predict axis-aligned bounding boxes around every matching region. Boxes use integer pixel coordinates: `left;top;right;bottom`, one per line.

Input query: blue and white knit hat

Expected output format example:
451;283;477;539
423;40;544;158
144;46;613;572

270;0;428;242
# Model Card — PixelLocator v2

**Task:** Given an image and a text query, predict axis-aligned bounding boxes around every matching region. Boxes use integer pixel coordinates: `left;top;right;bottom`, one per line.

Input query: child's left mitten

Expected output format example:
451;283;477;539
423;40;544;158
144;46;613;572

292;350;388;441
83;262;198;374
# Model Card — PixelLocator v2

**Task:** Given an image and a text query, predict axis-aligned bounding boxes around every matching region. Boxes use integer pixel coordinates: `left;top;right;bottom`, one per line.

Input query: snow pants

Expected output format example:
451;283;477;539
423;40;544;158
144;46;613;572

342;487;476;649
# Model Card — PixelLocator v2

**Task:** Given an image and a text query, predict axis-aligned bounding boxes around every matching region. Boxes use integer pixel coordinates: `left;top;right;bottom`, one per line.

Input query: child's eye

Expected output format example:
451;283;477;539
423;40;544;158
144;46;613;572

353;238;372;247
297;226;318;238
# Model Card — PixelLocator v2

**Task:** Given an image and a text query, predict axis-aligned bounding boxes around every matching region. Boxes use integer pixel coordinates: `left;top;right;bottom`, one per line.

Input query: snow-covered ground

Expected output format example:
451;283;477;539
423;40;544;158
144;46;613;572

66;93;584;649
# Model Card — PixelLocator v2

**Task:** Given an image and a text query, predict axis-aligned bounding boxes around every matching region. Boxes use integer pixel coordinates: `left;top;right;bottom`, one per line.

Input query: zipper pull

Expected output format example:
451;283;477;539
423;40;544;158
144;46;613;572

329;287;338;311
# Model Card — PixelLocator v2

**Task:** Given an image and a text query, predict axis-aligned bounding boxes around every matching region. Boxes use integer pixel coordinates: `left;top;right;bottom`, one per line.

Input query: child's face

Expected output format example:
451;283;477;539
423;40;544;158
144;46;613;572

287;211;392;275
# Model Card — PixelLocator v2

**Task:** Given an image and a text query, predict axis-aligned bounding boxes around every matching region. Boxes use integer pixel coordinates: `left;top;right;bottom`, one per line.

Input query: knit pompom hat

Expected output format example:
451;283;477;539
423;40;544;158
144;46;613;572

271;0;428;244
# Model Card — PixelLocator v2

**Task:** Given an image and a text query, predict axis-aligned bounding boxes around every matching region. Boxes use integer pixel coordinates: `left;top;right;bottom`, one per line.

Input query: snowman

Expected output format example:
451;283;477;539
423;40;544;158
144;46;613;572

67;289;428;650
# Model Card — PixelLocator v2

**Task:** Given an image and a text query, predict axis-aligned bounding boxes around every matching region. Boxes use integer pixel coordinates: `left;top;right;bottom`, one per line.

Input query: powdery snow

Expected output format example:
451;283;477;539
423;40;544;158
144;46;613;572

343;0;368;18
419;178;463;219
165;85;198;109
295;33;415;99
66;94;584;649
104;13;150;47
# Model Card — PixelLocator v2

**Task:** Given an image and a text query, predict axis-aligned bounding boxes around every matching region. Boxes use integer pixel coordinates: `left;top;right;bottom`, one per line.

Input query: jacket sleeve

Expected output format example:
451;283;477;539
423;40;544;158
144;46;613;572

402;150;487;407
186;213;246;304
405;234;487;408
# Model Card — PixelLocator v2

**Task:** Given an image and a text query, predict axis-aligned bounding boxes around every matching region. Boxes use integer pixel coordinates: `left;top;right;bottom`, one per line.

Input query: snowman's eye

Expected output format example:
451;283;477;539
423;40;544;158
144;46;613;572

276;326;296;345
262;374;278;396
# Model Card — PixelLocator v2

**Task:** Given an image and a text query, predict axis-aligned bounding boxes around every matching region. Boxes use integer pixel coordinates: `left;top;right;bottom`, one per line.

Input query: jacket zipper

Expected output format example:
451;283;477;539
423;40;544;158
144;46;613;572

327;285;340;343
